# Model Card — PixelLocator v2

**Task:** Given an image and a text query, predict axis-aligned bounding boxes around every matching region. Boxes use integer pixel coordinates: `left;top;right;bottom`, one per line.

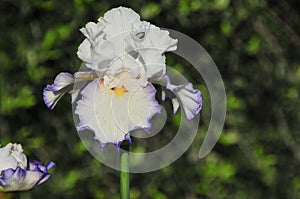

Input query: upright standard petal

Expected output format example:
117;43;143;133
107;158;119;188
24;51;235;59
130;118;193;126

101;7;141;56
140;25;177;53
80;21;104;43
77;39;93;64
127;24;178;79
75;78;161;147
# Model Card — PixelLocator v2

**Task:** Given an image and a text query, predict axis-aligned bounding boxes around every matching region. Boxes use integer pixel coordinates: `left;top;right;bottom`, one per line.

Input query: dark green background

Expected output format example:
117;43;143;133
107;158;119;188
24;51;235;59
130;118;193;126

1;0;300;198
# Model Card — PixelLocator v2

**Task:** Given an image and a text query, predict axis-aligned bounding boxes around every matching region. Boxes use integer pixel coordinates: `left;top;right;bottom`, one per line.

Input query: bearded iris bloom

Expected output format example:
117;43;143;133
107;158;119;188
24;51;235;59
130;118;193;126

43;7;202;149
0;143;55;192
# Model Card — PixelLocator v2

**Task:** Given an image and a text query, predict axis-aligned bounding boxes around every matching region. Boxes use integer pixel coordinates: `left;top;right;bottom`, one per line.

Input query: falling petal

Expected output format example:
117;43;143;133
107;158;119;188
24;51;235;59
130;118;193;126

168;82;202;120
75;78;161;147
151;75;202;120
50;72;74;92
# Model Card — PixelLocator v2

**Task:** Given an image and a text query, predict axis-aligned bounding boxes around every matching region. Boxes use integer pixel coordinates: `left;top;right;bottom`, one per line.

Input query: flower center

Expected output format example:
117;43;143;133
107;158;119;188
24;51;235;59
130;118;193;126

112;86;128;97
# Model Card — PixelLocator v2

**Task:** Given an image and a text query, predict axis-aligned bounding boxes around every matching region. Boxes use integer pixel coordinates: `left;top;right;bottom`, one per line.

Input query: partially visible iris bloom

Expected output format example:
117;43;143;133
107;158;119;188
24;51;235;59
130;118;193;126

44;7;202;149
0;143;55;192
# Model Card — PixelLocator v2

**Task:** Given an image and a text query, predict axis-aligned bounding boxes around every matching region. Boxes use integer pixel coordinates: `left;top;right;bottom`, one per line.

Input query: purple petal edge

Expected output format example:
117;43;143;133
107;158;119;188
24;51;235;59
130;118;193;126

162;75;202;120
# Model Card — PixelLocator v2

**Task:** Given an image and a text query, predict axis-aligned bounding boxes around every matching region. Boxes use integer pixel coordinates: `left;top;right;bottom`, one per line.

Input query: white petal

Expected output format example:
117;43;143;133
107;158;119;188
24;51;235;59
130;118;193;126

0;143;27;172
78;21;111;70
0;161;54;192
139;51;166;78
109;54;142;77
43;72;75;109
141;25;177;53
2;169;43;191
80;21;104;42
91;40;115;71
75;79;160;146
77;39;115;71
151;75;202;120
77;39;92;64
51;72;74;92
127;24;177;79
101;7;141;56
169;83;202;120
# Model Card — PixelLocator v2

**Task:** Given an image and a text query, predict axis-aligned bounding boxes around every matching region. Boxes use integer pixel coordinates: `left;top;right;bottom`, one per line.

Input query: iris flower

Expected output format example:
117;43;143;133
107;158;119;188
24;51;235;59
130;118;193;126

0;143;55;192
43;7;202;149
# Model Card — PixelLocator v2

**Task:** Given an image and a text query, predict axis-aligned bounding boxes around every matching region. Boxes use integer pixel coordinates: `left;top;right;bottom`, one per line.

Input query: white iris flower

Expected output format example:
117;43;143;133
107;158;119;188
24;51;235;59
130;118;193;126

43;7;202;149
0;143;55;192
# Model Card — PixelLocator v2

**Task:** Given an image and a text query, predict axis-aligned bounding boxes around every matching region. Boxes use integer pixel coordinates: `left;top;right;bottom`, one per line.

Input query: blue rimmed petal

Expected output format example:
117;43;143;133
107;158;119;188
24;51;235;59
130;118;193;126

0;161;55;192
75;78;161;148
151;75;202;120
43;71;99;109
46;162;56;171
50;72;74;92
43;72;74;109
166;81;202;120
43;85;67;110
0;179;6;186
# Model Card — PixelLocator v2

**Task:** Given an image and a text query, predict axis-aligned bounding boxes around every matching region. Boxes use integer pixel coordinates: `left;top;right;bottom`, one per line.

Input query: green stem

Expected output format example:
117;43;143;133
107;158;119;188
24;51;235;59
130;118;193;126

120;151;130;199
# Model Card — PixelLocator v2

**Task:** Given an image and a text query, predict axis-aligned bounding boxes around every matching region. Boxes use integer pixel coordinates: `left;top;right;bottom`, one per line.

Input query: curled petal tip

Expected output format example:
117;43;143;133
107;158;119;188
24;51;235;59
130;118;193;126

46;162;56;170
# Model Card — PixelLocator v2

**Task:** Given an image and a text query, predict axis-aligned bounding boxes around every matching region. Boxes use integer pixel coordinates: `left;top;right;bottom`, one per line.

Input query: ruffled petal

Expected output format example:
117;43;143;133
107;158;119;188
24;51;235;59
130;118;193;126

75;78;160;147
150;75;202;120
77;39;115;71
139;51;166;78
127;24;177;79
43;72;74;109
43;71;100;109
0;161;54;192
50;72;74;92
167;82;202;120
77;21;112;70
101;7;141;56
91;40;115;71
43;85;67;110
80;21;104;42
109;54;142;78
0;143;27;172
77;39;93;64
140;25;177;53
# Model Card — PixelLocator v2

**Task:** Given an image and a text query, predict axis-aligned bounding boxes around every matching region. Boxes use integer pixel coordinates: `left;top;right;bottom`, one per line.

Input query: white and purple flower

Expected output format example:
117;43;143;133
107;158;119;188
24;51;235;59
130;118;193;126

43;7;202;149
0;143;55;192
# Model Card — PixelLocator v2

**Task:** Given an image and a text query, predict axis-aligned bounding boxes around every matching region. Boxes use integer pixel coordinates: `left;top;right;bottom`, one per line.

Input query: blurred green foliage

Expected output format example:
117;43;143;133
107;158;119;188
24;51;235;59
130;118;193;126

1;0;300;198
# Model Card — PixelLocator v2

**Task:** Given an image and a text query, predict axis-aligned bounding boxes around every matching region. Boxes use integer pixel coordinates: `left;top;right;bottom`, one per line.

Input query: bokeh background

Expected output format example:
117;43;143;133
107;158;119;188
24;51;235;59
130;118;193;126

1;0;300;198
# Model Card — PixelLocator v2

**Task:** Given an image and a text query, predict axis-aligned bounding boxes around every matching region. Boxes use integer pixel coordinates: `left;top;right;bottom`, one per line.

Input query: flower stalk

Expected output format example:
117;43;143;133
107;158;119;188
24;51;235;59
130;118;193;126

120;150;130;199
